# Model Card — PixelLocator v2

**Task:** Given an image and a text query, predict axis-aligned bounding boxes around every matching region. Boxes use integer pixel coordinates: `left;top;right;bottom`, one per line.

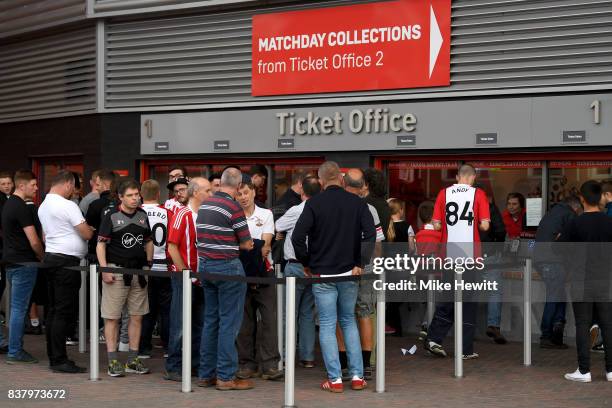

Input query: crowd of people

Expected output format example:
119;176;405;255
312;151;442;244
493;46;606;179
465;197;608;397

0;161;611;391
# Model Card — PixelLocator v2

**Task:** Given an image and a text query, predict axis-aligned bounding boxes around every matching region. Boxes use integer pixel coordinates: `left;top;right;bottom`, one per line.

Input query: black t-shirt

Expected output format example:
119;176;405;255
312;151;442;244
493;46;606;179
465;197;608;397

98;205;152;265
86;191;115;255
1;195;40;263
561;211;612;288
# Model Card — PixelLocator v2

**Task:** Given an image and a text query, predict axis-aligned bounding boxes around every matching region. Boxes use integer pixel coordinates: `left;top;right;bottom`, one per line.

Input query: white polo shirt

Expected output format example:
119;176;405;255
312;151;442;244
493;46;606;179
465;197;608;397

246;205;274;264
38;193;88;258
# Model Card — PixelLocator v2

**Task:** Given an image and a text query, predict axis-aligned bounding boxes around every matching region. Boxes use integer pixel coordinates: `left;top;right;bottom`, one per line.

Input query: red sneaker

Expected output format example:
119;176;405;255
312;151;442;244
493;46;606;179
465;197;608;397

351;377;367;390
321;379;343;393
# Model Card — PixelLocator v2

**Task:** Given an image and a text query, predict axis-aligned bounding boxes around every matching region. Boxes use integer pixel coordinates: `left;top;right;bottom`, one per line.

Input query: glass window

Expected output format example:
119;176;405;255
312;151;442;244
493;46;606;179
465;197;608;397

388;160;459;230
548;160;612;207
35;159;83;203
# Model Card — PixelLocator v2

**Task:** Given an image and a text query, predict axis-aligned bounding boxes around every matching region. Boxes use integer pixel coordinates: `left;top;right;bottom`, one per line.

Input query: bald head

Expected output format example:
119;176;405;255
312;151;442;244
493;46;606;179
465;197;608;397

344;168;365;196
317;161;342;188
188;177;212;205
457;164;477;186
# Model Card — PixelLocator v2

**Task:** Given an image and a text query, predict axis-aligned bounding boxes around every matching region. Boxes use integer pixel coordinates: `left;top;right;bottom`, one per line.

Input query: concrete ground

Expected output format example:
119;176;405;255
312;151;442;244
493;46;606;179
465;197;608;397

1;332;611;408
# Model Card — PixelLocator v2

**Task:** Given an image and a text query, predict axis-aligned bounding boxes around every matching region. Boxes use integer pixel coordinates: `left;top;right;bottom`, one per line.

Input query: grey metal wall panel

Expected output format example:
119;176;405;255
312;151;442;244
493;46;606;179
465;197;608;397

139;93;612;155
0;26;97;122
105;0;612;109
0;0;86;39
92;0;256;17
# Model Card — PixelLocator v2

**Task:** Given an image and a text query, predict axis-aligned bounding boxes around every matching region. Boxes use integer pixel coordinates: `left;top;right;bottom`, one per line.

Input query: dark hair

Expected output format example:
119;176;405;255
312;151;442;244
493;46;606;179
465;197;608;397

418;201;435;224
363;168;386;197
208;172;221;183
562;194;582;210
97;169;116;183
169;165;188;178
0;171;13;179
14;169;36;185
291;171;306;186
302;176;321;198
580;180;602;206
506;192;525;209
250;164;268;178
601;180;612;194
118;178;140;196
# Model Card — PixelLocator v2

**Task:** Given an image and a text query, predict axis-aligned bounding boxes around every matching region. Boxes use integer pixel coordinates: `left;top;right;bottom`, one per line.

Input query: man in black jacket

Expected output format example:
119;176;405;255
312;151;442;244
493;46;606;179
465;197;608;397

292;161;375;393
535;195;582;348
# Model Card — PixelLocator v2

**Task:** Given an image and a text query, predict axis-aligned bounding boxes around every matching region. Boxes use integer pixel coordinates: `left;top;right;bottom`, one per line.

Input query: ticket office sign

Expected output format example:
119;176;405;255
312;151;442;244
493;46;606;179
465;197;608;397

251;0;451;96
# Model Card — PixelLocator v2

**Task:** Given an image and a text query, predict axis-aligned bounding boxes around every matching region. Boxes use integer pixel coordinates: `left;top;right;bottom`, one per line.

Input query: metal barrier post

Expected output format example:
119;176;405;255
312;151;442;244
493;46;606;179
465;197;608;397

89;264;99;381
524;258;532;367
283;276;296;408
182;269;192;393
454;272;463;378
79;259;88;353
426;272;435;325
376;273;386;393
276;264;284;371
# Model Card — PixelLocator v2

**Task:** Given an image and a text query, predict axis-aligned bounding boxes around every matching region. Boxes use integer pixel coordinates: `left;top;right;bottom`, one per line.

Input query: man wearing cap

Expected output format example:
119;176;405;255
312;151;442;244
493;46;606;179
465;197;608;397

165;175;189;214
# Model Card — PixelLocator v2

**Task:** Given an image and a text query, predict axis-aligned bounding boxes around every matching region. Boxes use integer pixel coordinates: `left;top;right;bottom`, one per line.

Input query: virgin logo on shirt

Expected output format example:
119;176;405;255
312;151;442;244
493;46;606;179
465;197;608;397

121;233;143;248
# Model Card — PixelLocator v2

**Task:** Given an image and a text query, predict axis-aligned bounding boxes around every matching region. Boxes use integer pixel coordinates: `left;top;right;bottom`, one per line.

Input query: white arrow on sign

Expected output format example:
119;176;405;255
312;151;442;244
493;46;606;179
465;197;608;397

429;4;443;78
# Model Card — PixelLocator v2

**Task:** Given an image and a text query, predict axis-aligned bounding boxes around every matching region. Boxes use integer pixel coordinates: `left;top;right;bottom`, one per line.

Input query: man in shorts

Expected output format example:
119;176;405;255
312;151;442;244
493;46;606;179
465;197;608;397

97;179;153;377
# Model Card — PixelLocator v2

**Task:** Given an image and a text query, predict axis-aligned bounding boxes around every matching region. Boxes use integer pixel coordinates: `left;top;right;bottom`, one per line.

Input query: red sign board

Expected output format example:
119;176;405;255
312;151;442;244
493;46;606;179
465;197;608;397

251;0;451;96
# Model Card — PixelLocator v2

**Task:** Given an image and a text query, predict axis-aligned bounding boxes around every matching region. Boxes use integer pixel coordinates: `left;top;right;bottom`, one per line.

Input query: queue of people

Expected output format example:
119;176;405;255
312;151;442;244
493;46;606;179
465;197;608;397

0;162;611;389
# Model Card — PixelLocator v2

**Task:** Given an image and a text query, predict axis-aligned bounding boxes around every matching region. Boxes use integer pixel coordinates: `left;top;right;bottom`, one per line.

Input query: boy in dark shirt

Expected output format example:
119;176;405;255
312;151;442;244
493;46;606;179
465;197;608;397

97;179;153;377
561;180;612;383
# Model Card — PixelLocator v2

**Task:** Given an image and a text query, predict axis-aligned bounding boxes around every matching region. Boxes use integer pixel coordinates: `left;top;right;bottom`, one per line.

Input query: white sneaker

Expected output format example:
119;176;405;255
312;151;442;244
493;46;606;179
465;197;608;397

564;369;591;383
462;352;479;360
118;342;130;352
606;372;612;382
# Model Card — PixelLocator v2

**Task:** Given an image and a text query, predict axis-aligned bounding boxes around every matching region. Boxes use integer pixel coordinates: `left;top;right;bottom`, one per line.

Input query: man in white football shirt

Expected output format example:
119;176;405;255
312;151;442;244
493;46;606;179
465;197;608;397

424;164;490;360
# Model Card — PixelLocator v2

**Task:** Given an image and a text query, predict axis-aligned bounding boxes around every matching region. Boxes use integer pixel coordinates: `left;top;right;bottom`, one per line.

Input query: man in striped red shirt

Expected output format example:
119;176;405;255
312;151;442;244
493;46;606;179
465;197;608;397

196;167;254;391
164;177;211;382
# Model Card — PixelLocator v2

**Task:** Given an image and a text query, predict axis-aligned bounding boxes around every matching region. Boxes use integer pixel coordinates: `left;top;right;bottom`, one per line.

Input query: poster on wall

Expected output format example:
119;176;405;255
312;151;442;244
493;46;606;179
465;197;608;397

251;0;451;96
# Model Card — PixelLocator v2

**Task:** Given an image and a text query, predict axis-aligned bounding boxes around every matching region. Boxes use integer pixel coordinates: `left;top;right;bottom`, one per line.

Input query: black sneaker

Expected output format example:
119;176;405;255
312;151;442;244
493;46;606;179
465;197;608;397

363;366;373;381
163;371;182;382
540;338;568;349
6;350;38;364
0;344;7;354
66;336;79;346
138;349;152;359
341;368;351;381
51;361;86;373
107;359;125;377
486;326;507;345
125;358;150;375
261;367;284;381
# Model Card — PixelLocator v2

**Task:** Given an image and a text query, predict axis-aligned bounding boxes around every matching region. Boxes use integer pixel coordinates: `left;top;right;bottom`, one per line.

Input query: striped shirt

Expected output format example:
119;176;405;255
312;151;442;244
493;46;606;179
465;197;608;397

196;191;251;260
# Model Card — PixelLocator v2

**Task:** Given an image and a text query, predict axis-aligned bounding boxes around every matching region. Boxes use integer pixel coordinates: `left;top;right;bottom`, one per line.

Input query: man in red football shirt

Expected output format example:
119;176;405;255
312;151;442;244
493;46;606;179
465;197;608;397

164;177;211;382
424;164;490;360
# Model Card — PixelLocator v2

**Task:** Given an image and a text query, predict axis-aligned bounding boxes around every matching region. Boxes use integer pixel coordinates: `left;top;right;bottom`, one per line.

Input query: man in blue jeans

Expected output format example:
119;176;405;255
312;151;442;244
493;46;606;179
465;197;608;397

196;167;254;391
275;175;321;368
292;161;375;393
1;170;44;364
